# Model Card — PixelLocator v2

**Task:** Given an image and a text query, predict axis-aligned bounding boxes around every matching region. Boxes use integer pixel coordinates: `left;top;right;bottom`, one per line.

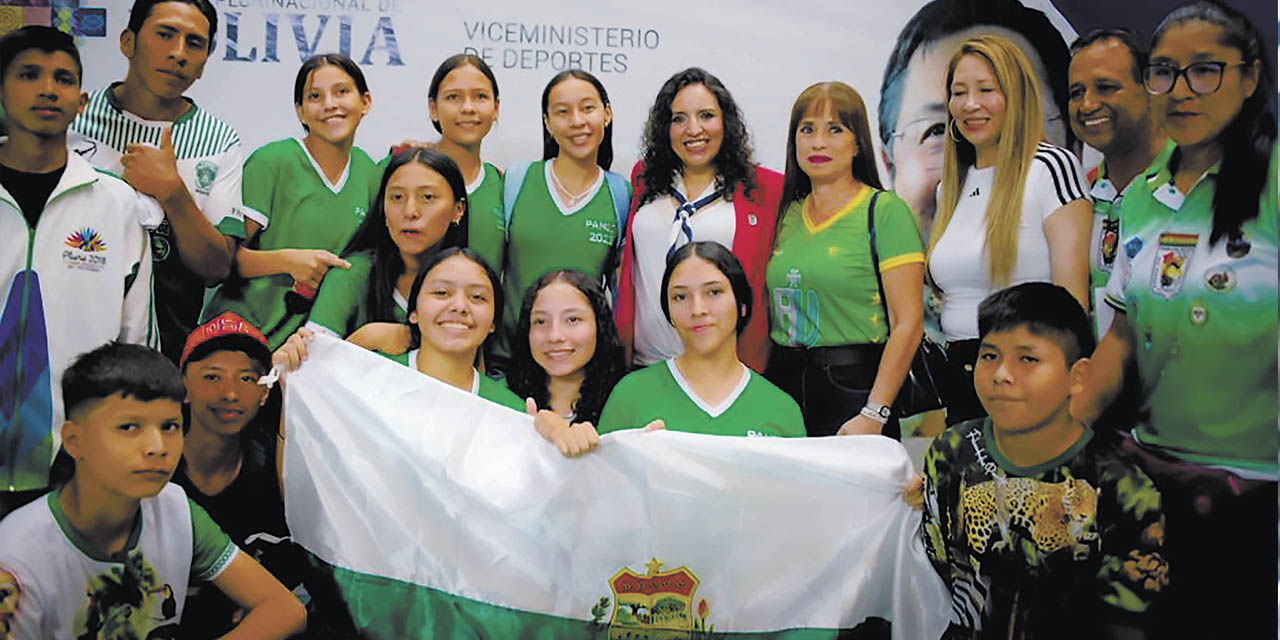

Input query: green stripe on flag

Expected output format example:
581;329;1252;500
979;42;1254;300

317;556;880;639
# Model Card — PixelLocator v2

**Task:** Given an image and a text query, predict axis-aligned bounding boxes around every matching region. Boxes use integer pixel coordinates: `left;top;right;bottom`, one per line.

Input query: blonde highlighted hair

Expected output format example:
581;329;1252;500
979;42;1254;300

928;35;1044;286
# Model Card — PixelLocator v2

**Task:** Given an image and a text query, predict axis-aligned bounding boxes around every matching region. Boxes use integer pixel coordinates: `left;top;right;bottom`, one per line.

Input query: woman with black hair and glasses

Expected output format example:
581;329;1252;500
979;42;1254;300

1073;2;1276;635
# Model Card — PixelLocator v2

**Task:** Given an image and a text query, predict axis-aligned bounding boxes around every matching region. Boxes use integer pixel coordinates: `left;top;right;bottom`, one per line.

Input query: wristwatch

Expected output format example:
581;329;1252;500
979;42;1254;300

860;403;891;425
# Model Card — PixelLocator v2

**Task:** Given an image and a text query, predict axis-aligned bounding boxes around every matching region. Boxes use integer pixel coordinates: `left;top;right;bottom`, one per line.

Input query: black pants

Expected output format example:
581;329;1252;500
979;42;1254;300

765;344;900;439
1119;438;1278;638
941;339;986;426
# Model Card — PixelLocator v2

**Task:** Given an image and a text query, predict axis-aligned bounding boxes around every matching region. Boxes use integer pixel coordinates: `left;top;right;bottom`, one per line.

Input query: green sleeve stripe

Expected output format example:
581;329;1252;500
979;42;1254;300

215;216;247;238
196;543;239;582
879;252;924;272
90;166;120;180
188;497;237;581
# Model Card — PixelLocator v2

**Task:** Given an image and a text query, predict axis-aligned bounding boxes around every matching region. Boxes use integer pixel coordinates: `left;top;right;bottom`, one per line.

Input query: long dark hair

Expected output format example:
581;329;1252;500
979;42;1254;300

341;147;468;328
1153;0;1275;244
660;241;752;335
293;53;369;133
541;69;614;170
427;53;499;134
637;68;757;206
507;270;625;425
778;82;883;234
405;247;503;356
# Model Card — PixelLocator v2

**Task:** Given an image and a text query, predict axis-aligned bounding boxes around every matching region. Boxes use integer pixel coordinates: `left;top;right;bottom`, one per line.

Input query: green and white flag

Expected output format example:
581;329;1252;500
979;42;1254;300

282;335;951;639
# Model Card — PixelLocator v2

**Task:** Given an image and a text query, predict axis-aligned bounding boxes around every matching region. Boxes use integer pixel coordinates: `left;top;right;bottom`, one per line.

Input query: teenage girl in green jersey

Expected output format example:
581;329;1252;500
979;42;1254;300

204;54;378;349
506;270;626;426
425;55;504;273
498;71;627;373
1074;3;1276;633
598;242;804;437
306;148;467;338
765;82;925;439
276;248;522;411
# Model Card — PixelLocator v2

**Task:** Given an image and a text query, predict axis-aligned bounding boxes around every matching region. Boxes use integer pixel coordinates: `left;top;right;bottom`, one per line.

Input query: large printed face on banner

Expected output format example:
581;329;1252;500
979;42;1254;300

1067;39;1151;154
119;1;210;101
544;76;611;164
429;64;499;149
1149;21;1259;150
529;281;598;379
669;84;724;175
410;254;497;358
948;54;1007;158
887;26;1064;233
384;162;464;259
62;394;184;501
795;102;858;184
296;63;370;146
667;256;739;357
0;49;86;138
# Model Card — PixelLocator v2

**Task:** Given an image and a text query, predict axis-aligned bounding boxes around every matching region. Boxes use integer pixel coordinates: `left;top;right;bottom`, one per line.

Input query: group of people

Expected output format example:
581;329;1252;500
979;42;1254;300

0;0;1274;637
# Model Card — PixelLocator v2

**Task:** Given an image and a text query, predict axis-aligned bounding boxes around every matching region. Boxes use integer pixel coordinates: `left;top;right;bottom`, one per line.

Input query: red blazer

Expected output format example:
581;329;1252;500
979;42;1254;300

615;162;783;372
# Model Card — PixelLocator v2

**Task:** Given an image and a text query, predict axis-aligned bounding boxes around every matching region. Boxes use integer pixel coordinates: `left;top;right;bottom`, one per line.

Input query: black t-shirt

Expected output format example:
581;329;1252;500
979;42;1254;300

172;426;304;639
0;163;65;229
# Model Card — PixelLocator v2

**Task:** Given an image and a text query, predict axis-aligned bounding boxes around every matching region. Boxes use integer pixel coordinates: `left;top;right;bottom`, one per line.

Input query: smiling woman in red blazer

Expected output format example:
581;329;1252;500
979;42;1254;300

616;67;781;373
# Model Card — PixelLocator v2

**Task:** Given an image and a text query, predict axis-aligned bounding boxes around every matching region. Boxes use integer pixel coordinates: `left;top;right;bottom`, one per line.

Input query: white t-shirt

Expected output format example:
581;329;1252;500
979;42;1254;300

0;484;237;639
632;175;736;365
929;143;1087;341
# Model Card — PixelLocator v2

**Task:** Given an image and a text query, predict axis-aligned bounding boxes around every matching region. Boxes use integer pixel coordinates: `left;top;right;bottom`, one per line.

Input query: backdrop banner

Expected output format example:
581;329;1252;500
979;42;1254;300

282;335;952;639
74;0;1077;177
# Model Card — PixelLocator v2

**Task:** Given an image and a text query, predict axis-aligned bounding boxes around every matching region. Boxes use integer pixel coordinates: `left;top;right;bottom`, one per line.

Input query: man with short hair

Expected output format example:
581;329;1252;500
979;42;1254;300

1067;28;1172;337
0;25;162;517
69;0;245;362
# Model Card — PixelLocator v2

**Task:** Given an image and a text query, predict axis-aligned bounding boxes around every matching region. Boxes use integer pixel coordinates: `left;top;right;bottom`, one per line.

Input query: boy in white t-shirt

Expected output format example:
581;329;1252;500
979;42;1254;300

0;343;304;639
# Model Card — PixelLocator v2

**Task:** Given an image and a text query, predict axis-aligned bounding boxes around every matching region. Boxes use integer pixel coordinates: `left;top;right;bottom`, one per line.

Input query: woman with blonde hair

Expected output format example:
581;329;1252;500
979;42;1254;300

765;82;924;438
928;35;1091;424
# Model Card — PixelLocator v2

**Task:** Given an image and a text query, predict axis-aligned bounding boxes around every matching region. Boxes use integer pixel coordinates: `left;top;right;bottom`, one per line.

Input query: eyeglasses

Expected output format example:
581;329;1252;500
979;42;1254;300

891;118;947;154
1143;61;1250;96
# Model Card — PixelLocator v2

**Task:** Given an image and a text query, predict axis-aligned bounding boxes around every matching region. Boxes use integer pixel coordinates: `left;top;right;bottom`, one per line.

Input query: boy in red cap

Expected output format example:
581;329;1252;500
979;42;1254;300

175;312;351;638
172;312;300;637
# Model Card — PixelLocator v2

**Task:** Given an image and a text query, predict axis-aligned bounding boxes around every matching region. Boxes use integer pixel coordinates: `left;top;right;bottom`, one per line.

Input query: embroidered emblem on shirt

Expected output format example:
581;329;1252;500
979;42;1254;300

1098;217;1120;270
194;160;218;194
65;228;107;252
151;219;173;263
1150;232;1197;299
969;187;981;198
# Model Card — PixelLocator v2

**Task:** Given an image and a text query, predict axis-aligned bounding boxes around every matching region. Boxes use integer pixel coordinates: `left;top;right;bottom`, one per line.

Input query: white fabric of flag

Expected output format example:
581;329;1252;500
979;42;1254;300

282;334;951;639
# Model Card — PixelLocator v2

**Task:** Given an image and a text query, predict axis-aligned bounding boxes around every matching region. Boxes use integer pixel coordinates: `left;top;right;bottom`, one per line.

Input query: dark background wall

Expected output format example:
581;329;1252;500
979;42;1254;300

1055;0;1277;74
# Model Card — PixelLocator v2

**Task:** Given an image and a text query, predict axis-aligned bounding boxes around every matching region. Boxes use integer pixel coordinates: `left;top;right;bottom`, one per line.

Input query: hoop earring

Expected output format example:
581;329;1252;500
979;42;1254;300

947;120;963;143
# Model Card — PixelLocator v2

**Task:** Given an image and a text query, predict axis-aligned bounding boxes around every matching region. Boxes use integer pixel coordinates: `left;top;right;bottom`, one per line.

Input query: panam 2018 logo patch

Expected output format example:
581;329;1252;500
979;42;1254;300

65;227;106;252
63;227;108;272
